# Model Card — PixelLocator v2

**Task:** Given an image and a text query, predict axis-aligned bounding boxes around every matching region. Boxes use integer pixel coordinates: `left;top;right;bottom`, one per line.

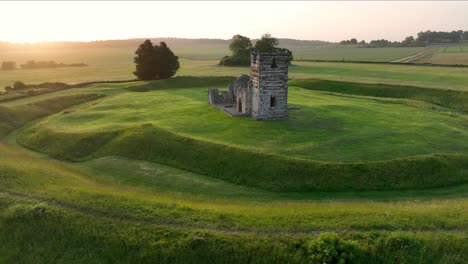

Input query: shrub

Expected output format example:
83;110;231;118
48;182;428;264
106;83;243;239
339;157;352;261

218;55;250;66
13;81;27;90
305;233;365;264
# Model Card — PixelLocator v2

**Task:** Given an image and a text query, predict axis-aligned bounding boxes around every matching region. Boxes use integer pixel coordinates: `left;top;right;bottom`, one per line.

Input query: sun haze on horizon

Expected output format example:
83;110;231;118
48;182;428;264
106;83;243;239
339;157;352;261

0;1;467;43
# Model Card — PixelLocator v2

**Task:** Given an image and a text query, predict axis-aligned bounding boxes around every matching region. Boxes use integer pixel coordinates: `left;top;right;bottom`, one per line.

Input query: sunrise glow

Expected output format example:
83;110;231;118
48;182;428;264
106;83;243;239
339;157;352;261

1;1;467;43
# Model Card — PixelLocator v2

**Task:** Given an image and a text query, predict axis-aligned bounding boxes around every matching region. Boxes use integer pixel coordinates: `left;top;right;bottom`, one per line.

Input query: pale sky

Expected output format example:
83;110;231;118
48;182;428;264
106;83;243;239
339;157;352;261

1;1;467;43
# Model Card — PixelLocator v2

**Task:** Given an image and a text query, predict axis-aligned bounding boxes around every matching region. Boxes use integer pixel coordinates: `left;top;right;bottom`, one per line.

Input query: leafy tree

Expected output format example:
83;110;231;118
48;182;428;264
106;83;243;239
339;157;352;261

276;48;294;64
219;35;252;66
340;38;359;45
133;40;158;80
416;30;465;44
133;40;179;80
229;34;252;57
255;34;293;64
254;33;279;52
402;36;415;46
157;42;180;79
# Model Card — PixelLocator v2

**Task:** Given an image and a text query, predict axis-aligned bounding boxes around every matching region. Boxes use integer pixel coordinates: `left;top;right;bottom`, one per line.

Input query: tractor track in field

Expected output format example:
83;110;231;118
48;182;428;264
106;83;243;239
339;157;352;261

1;190;466;236
391;48;437;63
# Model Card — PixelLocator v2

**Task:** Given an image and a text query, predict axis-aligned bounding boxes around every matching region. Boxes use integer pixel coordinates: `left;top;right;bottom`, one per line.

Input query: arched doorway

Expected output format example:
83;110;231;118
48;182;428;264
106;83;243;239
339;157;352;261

237;98;242;113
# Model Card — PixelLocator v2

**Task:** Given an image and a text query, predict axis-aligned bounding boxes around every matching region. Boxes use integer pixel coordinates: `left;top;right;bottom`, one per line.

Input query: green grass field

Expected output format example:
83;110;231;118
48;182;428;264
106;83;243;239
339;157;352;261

2;58;468;93
1;124;468;262
1;49;467;262
285;44;427;61
22;83;468;162
2;43;468;92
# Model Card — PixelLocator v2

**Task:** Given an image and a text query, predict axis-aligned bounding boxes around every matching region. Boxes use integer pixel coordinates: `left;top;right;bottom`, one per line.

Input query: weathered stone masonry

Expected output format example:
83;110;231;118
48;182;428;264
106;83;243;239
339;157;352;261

208;49;289;120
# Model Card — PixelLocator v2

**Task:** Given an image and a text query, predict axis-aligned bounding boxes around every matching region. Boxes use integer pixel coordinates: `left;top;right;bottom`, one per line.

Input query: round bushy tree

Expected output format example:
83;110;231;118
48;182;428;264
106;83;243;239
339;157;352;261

254;33;279;52
255;34;293;64
229;34;253;58
133;40;180;80
156;42;180;79
219;34;252;66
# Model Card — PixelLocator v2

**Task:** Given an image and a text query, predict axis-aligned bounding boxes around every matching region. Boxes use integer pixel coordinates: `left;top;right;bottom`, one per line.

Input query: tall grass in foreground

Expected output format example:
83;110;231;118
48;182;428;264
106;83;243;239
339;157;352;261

0;199;466;264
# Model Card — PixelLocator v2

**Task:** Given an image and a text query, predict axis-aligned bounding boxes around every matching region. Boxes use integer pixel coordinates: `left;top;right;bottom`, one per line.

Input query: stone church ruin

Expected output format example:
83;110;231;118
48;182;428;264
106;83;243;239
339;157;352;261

208;49;289;120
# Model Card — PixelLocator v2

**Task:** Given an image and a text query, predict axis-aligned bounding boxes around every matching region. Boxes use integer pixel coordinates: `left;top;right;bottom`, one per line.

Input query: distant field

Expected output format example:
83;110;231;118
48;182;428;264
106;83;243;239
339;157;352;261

414;44;468;65
1;42;467;93
2;55;468;92
292;45;427;61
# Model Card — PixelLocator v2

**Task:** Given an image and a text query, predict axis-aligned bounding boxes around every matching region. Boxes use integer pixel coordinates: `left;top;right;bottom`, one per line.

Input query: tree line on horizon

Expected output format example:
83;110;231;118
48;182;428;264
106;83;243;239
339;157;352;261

340;30;468;47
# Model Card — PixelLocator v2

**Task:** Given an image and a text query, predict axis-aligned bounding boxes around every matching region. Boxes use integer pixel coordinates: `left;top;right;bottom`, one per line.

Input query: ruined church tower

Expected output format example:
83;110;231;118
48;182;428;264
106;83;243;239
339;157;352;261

250;49;289;120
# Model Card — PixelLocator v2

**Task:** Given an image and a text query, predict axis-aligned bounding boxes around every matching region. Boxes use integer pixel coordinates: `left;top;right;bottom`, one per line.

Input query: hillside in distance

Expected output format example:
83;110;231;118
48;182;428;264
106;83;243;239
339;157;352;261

0;38;329;60
2;37;467;65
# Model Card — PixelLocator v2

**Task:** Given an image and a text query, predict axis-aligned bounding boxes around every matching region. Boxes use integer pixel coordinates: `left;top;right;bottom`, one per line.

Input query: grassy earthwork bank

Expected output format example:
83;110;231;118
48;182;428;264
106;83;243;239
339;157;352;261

1;71;467;262
14;77;468;192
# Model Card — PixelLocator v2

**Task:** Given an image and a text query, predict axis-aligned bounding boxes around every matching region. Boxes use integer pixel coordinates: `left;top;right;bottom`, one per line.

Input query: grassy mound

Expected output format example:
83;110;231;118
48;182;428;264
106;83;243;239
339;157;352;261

290;79;468;113
0;142;466;263
14;78;468;192
17;123;468;192
30;85;468;162
0;93;104;137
